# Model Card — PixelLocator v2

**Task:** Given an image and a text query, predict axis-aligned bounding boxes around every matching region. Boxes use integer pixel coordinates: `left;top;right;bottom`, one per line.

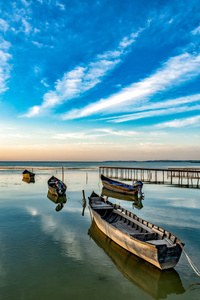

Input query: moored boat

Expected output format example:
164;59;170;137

88;191;184;270
47;176;67;196
88;220;185;299
22;169;35;180
100;174;143;196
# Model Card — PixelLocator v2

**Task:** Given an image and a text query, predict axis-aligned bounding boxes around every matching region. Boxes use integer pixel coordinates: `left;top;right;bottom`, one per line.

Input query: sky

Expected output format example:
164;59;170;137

0;0;200;161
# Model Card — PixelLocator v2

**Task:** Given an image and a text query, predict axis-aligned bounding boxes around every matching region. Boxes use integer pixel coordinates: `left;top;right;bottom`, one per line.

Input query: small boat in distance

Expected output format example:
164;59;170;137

100;174;143;196
88;191;184;270
22;169;35;180
47;176;67;197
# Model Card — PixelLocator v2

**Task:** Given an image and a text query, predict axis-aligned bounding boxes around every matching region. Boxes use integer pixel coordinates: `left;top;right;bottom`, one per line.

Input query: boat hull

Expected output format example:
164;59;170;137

102;180;138;195
89;221;185;298
47;176;67;197
91;209;182;270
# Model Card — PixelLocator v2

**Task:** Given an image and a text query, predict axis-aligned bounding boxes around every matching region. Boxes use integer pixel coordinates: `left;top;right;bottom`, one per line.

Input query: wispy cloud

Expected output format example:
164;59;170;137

21;17;32;35
100;93;200;121
0;18;9;32
21;0;31;7
155;115;200;128
191;25;200;35
61;52;200;120
52;128;167;141
22;28;144;117
0;38;12;94
56;1;65;11
53;131;107;140
108;105;200;123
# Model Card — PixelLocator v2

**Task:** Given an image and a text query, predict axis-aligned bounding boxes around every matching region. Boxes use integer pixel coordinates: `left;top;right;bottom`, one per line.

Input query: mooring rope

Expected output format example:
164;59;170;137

179;243;200;277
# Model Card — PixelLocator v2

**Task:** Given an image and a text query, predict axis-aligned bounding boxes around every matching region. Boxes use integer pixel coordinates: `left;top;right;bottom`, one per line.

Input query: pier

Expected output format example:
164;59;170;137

99;166;200;188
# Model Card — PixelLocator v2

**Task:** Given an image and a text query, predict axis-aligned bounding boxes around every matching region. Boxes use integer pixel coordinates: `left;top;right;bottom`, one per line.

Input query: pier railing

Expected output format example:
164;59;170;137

99;166;200;188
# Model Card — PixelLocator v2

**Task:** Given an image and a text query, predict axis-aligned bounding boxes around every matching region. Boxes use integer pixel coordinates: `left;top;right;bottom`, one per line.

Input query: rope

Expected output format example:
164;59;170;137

179;243;200;277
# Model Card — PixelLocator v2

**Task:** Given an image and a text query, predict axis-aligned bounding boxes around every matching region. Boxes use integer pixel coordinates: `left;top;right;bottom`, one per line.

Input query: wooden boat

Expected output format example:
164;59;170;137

101;187;143;210
88;191;184;270
47;176;67;196
22;169;35;180
88;221;185;299
100;174;143;196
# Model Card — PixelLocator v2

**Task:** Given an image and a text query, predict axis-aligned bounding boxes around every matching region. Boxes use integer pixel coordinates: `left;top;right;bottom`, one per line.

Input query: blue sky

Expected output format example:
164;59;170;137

1;0;200;161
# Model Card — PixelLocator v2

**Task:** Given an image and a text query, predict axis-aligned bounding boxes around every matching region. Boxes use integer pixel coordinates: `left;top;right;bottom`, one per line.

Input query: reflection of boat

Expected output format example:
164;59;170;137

22;169;35;180
88;221;185;299
101;187;143;209
47;191;67;212
88;191;184;270
22;177;35;184
47;191;67;204
47;176;67;196
100;174;143;196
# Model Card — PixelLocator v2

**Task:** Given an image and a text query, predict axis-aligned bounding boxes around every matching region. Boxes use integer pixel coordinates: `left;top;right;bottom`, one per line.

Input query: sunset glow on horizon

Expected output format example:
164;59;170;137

1;0;200;161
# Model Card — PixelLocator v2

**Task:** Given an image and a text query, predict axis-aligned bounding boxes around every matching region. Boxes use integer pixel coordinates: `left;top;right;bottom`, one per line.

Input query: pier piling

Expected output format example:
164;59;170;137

99;166;200;188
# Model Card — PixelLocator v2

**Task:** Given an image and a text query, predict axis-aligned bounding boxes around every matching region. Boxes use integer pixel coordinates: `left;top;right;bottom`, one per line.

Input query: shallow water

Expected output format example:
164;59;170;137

0;163;200;300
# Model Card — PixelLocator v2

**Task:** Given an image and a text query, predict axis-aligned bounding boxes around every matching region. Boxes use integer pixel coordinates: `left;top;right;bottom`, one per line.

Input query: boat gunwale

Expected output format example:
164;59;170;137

101;174;136;189
92;209;159;249
89;193;183;247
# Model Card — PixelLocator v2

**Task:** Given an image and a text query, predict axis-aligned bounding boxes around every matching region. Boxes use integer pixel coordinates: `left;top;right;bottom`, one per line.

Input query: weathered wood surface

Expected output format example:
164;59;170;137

101;174;139;195
89;192;183;270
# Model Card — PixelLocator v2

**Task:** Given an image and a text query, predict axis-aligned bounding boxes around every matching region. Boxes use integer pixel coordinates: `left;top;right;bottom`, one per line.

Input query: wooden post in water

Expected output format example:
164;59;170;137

86;172;88;184
82;190;87;216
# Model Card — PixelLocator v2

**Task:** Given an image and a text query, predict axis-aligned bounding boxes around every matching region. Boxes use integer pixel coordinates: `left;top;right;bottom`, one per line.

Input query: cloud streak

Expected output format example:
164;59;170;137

22;28;144;117
0;38;12;95
155;115;200;128
61;52;200;121
100;93;200;122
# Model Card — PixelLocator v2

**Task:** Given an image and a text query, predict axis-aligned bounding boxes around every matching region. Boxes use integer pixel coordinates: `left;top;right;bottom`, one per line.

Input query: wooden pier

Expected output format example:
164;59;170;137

99;166;200;188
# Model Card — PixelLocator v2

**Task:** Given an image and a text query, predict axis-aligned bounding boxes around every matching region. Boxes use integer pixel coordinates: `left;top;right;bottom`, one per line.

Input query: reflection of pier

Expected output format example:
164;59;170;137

99;166;200;188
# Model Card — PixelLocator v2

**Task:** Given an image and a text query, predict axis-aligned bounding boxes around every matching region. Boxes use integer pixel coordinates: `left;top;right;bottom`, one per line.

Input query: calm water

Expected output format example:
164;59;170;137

0;161;200;300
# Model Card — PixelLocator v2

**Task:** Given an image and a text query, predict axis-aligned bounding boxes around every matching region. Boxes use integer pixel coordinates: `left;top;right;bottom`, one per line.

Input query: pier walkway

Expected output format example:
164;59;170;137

99;166;200;188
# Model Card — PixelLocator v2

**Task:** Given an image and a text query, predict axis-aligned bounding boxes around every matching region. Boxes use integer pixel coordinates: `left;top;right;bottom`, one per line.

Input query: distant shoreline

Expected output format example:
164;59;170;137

0;166;98;170
0;160;199;163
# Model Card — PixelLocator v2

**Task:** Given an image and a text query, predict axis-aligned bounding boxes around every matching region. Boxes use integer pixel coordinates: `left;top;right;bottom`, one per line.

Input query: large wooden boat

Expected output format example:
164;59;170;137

88;191;184;270
22;169;35;180
47;176;67;197
101;187;143;210
88;221;185;299
100;174;143;196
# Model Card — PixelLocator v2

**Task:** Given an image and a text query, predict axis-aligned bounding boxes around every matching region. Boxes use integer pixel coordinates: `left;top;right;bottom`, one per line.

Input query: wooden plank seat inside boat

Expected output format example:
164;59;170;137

147;239;170;246
103;209;169;243
130;232;157;241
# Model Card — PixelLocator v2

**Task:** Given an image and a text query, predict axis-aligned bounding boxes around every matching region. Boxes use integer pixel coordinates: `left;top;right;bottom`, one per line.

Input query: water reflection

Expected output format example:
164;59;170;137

47;191;67;212
88;221;185;299
101;187;143;209
22;177;35;184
